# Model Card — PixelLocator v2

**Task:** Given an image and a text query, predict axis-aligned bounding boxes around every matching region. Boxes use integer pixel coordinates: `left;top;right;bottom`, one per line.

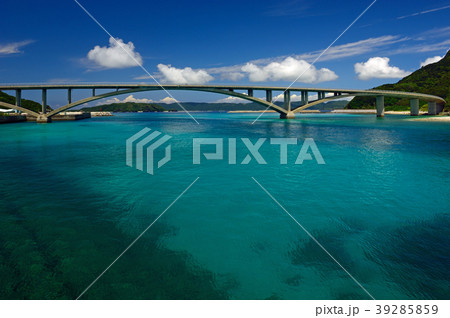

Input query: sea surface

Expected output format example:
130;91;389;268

0;112;449;299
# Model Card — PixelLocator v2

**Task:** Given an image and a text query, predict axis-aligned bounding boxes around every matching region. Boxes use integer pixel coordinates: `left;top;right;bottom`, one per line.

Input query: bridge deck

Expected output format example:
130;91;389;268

0;84;445;103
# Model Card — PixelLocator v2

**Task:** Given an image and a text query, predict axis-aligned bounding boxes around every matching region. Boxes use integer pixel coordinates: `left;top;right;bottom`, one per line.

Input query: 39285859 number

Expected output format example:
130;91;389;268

375;304;438;315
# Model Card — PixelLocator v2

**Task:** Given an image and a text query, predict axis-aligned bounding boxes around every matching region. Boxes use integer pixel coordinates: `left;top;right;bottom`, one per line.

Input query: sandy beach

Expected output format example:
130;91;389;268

406;116;450;122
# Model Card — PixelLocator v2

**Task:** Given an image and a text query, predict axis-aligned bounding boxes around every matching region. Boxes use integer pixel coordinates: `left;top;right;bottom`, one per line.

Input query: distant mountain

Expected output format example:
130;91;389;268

81;102;166;112
0;91;52;113
347;50;450;111
158;102;264;112
160;100;350;112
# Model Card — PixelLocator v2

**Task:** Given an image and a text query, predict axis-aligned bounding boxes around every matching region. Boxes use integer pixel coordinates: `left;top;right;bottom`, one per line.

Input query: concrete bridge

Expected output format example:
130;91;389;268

0;84;446;122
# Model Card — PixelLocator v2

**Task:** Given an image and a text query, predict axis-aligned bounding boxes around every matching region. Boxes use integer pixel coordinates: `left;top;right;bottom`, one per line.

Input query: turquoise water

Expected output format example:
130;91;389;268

0;112;449;299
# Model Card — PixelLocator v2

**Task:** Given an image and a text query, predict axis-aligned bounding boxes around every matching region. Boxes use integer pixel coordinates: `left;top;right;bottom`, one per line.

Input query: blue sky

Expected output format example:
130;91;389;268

1;0;449;106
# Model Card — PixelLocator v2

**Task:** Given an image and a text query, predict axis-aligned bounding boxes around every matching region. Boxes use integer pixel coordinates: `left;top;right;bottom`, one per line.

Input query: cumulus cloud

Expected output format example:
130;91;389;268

354;57;411;80
159;97;178;104
214;96;251;104
0;40;34;55
273;93;303;102
87;37;143;69
241;57;338;83
157;64;214;84
98;94;179;105
420;55;443;67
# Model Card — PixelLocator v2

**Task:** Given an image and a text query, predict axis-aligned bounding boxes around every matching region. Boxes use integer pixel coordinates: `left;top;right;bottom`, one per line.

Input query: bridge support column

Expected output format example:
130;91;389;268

376;95;384;117
15;89;21;113
410;98;420;116
266;90;272;103
42;89;47;114
248;89;253;97
301;91;305;105
428;101;437;115
68;88;72;104
280;111;295;119
318;92;325;99
284;90;291;112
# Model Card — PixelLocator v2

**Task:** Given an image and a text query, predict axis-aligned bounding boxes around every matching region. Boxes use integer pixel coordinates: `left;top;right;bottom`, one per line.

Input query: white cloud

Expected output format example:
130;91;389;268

273;92;336;102
214;96;251;104
388;39;450;55
159;97;178;104
249;36;407;65
0;40;34;55
241;57;338;83
184;36;404;83
397;5;450;19
87;37;142;69
220;72;245;81
354;57;411;80
157;64;214;84
133;34;444;83
273;93;303;102
97;94;179;105
420;55;443;67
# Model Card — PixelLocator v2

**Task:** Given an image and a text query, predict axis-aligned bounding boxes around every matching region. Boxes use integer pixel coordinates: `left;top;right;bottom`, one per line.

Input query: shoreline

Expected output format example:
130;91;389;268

227;109;432;115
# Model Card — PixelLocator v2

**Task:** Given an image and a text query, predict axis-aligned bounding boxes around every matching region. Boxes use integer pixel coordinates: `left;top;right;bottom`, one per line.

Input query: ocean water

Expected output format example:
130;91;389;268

0;112;448;300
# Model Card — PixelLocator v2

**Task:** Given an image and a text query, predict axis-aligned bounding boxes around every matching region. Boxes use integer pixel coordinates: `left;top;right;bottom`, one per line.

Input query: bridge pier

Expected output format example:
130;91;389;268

280;111;295;119
428;101;437;115
68;88;72;104
376;95;385;117
266;90;272;103
36;115;52;123
42;89;47;114
284;90;291;112
15;89;21;114
410;98;420;116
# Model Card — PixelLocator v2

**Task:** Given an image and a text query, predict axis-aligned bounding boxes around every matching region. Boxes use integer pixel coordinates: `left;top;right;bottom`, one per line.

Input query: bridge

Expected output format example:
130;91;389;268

0;84;446;122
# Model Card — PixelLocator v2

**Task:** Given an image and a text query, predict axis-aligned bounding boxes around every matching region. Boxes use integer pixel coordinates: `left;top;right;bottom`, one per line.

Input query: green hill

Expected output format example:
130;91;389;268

81;102;166;112
0;91;52;113
347;50;450;111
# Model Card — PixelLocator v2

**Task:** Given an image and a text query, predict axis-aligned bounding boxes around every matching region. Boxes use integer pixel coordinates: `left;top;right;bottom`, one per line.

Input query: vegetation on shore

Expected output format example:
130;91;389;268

0;91;52;113
81;102;167;112
347;50;450;111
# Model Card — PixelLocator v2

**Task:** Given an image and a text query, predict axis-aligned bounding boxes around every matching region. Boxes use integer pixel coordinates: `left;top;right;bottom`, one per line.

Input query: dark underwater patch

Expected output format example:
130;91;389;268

366;213;450;299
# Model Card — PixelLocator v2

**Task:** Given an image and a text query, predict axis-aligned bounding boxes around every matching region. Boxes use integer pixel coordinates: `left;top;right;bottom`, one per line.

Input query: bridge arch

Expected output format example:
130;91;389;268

292;94;360;113
0;101;40;117
293;92;446;114
46;87;287;118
